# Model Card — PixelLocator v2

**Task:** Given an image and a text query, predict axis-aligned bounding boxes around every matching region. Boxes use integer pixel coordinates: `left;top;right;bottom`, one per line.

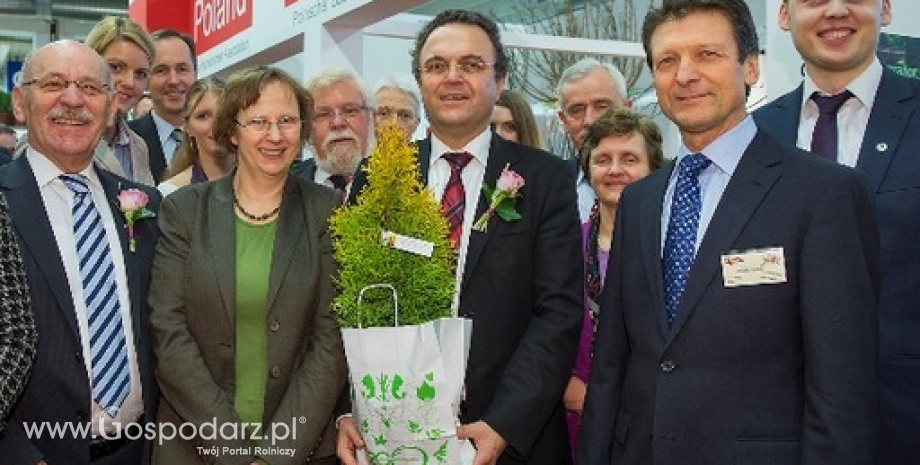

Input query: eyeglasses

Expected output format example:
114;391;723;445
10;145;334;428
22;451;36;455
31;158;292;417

374;106;417;123
235;115;302;133
419;57;494;76
313;105;369;124
563;99;616;121
20;76;110;97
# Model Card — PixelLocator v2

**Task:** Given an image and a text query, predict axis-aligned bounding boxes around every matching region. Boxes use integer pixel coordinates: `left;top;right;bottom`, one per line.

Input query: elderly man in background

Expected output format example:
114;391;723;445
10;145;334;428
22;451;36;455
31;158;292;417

556;58;631;221
372;72;422;137
293;68;373;195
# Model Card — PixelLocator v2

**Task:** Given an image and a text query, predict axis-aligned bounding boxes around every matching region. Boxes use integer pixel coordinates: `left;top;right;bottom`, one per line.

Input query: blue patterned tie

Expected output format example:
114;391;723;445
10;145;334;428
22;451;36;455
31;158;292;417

663;154;711;326
60;174;130;415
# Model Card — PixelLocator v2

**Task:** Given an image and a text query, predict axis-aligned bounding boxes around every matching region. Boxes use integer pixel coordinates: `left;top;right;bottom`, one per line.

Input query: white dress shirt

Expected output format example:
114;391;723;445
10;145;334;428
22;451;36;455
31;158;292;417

797;58;883;167
27;150;143;436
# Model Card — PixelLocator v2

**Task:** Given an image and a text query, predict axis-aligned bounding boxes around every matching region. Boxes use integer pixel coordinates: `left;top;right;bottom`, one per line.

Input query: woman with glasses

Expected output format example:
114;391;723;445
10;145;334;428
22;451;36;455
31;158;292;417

149;66;346;464
158;77;234;196
491;89;543;149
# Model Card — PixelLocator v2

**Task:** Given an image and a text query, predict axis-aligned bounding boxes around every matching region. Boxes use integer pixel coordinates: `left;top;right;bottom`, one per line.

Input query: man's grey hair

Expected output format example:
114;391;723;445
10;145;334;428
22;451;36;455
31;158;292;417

372;72;422;115
555;58;628;107
304;67;373;107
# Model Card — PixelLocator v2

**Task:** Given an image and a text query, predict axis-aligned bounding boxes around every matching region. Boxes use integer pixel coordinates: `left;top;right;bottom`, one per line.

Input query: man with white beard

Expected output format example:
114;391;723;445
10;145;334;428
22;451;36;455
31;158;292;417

295;68;373;195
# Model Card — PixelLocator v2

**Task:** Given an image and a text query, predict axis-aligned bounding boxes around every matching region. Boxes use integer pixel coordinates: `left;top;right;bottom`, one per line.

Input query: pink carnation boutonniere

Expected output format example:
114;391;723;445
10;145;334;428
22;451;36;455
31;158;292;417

117;189;155;252
473;164;524;233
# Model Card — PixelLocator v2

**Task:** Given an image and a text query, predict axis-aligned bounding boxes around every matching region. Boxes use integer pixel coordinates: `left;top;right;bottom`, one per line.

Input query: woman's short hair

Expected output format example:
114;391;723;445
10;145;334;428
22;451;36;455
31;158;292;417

579;107;665;178
213;66;314;155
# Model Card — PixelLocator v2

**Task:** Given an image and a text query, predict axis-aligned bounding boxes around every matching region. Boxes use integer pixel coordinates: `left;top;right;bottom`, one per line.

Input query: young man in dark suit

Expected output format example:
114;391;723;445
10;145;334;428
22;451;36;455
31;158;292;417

128;29;197;183
0;40;160;465
337;9;583;465
579;1;880;464
753;3;920;462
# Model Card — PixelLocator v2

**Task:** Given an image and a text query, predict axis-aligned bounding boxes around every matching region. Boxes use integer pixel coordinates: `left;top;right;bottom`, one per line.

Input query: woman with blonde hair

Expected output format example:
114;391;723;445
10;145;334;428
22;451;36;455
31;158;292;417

84;16;157;185
158;77;233;196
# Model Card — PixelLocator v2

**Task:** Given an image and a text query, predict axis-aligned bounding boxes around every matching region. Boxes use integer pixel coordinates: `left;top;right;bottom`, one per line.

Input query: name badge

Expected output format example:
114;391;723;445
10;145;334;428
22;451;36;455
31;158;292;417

380;230;434;258
721;247;786;287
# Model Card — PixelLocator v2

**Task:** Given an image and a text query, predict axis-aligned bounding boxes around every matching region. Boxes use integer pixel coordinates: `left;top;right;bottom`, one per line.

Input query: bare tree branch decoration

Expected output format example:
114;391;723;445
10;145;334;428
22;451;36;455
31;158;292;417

497;0;647;104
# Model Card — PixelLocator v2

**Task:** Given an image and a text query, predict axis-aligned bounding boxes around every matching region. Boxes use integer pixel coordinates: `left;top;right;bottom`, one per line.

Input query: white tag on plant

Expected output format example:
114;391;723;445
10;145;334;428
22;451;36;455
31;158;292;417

380;230;434;257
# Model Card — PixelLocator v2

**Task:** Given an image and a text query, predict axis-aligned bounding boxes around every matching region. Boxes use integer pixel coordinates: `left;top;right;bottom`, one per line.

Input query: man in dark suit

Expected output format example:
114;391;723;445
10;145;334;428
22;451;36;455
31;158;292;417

338;9;583;465
0;40;160;464
579;1;880;464
753;2;920;462
128;29;197;183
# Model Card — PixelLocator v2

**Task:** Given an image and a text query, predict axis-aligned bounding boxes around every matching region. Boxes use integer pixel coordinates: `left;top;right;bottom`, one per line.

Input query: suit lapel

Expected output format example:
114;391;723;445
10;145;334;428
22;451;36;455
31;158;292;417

96;169;137;308
266;177;306;310
210;176;237;320
461;136;520;287
666;133;783;342
638;164;674;338
0;157;80;338
767;85;805;145
856;69;916;193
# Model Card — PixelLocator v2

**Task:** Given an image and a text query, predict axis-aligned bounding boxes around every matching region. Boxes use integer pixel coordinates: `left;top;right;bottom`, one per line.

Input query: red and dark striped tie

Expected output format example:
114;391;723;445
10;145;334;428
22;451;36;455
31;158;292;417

441;152;473;248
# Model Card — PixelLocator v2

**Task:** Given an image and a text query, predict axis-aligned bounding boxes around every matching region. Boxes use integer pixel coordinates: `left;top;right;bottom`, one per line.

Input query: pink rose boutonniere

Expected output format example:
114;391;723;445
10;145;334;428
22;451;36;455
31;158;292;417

473;164;524;232
117;189;155;252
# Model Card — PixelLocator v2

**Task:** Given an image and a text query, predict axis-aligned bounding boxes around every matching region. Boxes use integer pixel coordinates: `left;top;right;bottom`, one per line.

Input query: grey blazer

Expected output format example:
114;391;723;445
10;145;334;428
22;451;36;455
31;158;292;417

148;174;346;464
93;121;156;186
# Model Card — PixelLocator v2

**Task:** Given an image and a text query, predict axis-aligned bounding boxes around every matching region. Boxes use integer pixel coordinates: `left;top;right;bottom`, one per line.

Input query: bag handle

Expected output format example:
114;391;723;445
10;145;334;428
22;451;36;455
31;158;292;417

356;283;399;328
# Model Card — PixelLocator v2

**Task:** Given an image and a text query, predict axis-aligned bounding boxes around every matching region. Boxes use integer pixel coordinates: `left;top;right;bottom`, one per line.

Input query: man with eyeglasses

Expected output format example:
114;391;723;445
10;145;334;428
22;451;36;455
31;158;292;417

292;68;373;194
338;9;582;465
372;72;422;137
0;40;160;464
556;58;631;221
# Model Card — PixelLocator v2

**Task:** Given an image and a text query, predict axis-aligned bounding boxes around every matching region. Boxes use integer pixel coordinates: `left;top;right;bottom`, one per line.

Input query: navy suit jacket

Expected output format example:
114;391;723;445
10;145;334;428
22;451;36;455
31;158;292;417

579;131;880;465
754;69;920;464
128;113;168;183
350;134;583;464
0;156;160;464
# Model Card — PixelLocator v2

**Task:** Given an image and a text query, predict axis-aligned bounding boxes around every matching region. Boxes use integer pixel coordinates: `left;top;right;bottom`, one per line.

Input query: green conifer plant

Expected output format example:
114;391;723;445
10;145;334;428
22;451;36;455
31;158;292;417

329;125;455;328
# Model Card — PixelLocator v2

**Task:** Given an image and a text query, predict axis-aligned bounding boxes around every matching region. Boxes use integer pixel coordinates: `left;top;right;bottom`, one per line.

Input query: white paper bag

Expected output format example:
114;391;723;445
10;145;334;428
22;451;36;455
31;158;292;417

342;285;473;465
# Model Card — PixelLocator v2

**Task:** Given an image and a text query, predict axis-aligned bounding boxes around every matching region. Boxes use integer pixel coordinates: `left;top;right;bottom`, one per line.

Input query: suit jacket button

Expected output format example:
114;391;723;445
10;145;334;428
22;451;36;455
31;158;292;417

270;320;281;332
270;366;282;378
661;360;676;373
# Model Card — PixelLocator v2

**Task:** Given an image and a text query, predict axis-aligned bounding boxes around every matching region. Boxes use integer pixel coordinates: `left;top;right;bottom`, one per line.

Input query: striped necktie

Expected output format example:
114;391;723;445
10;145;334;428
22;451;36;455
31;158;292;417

441;152;473;249
60;174;130;415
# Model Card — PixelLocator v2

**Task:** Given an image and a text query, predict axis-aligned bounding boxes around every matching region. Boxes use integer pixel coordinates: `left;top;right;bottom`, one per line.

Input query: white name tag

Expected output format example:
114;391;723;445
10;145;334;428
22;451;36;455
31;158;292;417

380;230;434;258
721;247;787;287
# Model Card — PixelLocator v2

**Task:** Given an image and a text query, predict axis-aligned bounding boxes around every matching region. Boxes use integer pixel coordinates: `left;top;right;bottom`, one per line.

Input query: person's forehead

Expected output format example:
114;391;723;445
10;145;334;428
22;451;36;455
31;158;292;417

314;80;363;104
376;88;415;106
421;23;494;57
30;48;105;80
154;37;193;64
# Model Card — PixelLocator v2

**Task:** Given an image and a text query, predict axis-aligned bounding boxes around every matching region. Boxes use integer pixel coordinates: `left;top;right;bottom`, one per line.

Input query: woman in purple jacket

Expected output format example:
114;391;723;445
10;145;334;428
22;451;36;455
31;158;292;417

565;107;664;456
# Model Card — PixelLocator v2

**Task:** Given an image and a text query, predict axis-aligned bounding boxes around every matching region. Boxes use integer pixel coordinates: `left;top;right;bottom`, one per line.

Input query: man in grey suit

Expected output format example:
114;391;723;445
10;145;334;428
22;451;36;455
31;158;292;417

579;1;880;464
753;2;920;462
0;40;160;464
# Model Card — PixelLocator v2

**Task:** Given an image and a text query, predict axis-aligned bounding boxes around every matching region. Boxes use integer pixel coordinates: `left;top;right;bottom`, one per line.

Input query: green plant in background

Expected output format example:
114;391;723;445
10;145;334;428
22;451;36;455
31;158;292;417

330;124;455;328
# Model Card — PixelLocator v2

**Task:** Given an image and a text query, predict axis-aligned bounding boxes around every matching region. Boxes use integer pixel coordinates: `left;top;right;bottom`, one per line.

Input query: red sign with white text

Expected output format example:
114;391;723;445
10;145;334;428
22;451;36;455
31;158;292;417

194;0;253;54
285;0;301;6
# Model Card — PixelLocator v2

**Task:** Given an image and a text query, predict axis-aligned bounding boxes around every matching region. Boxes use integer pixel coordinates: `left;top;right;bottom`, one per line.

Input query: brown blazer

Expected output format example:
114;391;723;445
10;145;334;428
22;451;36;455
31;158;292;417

148;173;346;464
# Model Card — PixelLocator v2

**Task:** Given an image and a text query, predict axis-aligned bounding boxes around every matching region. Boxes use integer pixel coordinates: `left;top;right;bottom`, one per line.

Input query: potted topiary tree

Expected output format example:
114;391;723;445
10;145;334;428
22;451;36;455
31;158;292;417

330;124;472;464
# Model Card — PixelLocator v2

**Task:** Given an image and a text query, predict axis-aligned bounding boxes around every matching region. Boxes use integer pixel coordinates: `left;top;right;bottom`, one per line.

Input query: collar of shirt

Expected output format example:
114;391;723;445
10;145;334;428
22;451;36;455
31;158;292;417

429;127;493;172
110;118;132;148
802;58;883;112
662;115;757;253
26;147;102;190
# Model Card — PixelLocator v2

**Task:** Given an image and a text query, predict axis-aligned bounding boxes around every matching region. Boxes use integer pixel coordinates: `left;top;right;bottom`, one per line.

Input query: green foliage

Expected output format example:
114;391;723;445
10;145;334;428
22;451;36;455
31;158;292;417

330;125;455;328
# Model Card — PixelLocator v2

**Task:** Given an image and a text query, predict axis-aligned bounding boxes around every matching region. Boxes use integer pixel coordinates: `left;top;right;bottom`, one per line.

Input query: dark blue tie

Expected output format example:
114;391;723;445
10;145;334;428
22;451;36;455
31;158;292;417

663;153;711;325
810;90;852;160
60;174;130;415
